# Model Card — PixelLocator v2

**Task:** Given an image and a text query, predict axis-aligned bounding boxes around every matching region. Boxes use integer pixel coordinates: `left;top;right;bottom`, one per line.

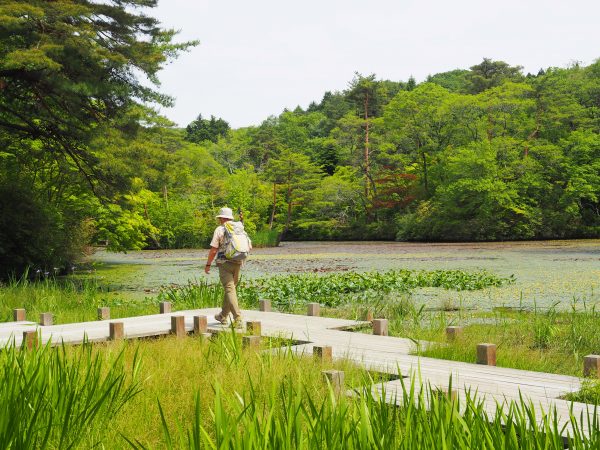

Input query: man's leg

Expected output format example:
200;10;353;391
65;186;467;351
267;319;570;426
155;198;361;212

230;262;242;319
218;262;242;321
216;264;232;322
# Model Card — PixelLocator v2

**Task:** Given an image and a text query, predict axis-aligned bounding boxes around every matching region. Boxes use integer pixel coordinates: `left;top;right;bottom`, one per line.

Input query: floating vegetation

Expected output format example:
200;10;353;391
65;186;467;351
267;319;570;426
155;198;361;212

238;269;514;309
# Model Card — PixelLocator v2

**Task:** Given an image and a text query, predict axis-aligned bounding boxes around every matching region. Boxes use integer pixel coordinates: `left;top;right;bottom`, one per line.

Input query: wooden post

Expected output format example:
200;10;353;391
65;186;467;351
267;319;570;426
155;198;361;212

40;313;53;326
307;303;320;316
246;321;261;336
373;319;388;336
366;309;374;322
259;299;272;312
97;307;110;321
584;355;600;377
313;345;332;362
109;322;124;341
171;316;186;338
322;370;345;394
243;335;261;349
446;326;464;342
437;388;458;402
22;330;38;349
21;330;40;349
13;308;26;322
159;302;172;314
194;315;208;334
476;343;496;366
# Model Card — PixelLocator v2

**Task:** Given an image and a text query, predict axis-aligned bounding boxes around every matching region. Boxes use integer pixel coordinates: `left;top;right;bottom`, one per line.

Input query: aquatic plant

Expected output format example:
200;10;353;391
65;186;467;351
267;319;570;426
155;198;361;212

238;269;514;309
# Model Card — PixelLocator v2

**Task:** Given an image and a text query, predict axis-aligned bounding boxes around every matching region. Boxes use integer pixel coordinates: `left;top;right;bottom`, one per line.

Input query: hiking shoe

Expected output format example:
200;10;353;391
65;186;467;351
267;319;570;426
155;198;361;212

214;313;227;325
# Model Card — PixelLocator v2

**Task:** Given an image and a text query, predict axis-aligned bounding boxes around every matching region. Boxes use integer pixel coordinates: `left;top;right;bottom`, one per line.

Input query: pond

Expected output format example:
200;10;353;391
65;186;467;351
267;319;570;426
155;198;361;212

86;240;600;310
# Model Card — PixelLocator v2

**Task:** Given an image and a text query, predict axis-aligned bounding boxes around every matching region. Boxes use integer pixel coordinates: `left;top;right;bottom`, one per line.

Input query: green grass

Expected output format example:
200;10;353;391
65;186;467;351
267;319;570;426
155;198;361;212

0;276;223;325
4;334;599;449
409;302;600;378
152;375;600;449
250;229;280;248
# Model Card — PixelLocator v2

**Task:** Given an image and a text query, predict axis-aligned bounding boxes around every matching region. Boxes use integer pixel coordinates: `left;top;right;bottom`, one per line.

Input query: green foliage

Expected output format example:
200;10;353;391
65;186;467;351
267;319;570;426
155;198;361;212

238;270;513;310
185;114;230;144
0;0;196;277
426;69;470;92
0;177;94;275
466;58;524;94
0;342;140;449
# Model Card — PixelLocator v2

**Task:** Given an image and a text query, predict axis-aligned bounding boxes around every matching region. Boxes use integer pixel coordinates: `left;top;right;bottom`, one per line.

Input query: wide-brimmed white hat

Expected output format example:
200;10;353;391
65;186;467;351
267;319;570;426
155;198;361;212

215;207;234;220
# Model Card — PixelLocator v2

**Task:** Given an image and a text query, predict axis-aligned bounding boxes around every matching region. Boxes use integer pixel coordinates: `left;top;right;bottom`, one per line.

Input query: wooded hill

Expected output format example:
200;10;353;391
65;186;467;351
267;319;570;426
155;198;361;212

0;1;598;276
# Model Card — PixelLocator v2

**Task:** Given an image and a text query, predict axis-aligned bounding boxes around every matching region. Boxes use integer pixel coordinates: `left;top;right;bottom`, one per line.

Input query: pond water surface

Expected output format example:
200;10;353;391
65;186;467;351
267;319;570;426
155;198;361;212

88;240;600;310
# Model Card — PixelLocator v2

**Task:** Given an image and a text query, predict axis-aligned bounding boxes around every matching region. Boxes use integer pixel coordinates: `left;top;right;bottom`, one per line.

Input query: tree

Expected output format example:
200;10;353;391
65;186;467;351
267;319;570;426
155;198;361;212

262;149;322;236
0;0;195;276
185;114;230;144
466;58;524;94
347;73;379;201
426;69;469;92
0;0;195;188
381;83;457;196
295;166;362;238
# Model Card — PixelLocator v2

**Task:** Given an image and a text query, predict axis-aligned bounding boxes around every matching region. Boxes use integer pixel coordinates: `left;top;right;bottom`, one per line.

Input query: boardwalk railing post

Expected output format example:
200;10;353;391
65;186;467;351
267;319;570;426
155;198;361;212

194;315;208;334
313;345;332;362
13;308;26;322
97;307;110;321
243;335;261;349
373;319;389;336
436;388;458;402
109;322;124;341
246;321;261;336
322;370;345;394
366;309;374;322
200;332;213;341
40;313;53;326
160;302;172;314
446;326;464;342
22;330;39;349
171;316;186;338
259;299;272;312
307;303;320;317
584;355;600;377
476;343;496;366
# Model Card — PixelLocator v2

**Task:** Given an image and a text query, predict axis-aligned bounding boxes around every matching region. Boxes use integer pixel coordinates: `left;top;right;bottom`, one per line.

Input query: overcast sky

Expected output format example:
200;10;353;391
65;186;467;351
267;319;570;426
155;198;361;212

152;0;600;129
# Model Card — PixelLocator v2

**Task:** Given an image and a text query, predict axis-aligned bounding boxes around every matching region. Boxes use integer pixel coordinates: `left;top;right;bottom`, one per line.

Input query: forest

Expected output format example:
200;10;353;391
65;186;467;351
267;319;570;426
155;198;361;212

1;1;599;277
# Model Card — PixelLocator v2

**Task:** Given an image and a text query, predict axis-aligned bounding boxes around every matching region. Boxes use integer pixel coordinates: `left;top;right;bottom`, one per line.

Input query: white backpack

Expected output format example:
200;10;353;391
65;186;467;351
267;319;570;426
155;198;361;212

222;221;251;261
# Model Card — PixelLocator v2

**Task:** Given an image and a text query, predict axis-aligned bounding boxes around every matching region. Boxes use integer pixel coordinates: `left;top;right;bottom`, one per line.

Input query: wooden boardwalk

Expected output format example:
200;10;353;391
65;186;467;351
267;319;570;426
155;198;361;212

1;308;596;437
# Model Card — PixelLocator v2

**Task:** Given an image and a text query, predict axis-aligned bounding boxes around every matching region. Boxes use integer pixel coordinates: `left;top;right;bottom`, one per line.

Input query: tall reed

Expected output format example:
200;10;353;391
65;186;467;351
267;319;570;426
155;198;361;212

149;374;600;449
0;340;141;449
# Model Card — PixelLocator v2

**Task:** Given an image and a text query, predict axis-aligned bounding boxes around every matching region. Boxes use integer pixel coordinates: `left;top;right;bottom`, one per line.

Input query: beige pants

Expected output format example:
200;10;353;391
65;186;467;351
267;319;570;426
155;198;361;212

217;261;242;319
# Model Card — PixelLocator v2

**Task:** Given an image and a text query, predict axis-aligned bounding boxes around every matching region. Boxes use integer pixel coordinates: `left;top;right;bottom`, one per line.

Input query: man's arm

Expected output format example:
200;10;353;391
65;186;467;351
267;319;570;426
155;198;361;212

205;246;218;274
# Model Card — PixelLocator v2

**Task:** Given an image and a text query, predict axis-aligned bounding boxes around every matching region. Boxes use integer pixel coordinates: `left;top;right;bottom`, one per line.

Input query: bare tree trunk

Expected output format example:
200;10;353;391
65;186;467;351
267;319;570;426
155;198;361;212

364;94;370;200
162;185;169;210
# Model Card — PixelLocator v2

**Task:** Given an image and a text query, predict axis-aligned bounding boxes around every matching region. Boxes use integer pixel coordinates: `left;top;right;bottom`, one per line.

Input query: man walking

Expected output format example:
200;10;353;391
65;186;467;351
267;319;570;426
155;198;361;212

204;207;249;325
